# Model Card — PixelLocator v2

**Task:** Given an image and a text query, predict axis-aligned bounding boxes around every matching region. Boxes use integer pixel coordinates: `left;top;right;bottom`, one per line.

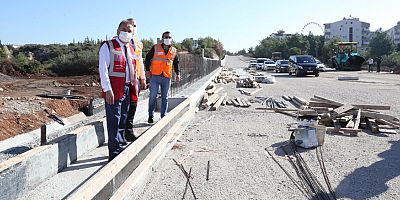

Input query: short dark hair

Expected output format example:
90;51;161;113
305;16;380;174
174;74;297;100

118;20;128;31
162;31;171;39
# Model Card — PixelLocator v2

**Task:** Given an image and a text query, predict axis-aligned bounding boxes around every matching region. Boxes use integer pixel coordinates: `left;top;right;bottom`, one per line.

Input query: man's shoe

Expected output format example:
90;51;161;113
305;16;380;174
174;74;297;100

148;116;154;123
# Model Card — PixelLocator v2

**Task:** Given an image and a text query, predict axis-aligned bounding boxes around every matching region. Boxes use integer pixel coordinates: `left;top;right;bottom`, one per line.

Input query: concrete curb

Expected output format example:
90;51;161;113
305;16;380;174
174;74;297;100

67;99;190;200
0;112;90;153
0;119;107;200
109;67;222;200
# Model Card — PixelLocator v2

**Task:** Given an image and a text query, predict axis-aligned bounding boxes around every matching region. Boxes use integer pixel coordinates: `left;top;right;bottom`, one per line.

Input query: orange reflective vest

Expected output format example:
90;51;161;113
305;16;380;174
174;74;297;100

101;39;139;102
131;37;143;79
150;44;177;78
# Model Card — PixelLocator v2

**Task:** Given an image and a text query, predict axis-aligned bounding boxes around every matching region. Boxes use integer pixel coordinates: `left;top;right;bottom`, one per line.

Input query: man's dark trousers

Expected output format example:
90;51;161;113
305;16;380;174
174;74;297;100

105;84;130;161
125;80;141;141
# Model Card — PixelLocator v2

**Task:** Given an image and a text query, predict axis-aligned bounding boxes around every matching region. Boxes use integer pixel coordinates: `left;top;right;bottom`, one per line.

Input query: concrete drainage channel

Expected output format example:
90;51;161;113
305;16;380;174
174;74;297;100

0;67;221;200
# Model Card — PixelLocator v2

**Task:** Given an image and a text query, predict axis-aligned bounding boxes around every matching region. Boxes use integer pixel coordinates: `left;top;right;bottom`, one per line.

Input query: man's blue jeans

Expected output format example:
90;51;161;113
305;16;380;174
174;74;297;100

148;75;171;118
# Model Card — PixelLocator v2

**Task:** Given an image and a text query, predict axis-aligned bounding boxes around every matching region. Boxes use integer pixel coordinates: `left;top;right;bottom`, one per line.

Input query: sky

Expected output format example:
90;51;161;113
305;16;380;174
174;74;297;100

0;0;399;52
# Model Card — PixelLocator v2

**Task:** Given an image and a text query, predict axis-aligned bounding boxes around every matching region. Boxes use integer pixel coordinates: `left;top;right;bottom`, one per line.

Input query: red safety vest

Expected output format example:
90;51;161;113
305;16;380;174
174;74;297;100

101;39;138;102
150;44;177;78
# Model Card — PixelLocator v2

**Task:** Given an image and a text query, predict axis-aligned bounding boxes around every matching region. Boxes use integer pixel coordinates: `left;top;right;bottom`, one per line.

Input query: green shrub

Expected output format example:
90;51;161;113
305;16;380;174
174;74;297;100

382;52;400;69
51;50;98;76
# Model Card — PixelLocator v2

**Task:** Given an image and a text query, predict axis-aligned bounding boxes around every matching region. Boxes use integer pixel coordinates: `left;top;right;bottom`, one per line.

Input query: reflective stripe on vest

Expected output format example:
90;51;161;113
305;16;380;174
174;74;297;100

132;37;143;78
150;44;176;78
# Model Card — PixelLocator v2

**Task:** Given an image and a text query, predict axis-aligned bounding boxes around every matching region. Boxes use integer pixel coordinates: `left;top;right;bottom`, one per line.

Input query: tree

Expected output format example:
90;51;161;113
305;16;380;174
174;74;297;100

237;49;246;55
140;38;154;57
286;34;310;54
369;30;395;57
288;47;301;56
181;38;193;52
321;37;341;63
248;47;254;56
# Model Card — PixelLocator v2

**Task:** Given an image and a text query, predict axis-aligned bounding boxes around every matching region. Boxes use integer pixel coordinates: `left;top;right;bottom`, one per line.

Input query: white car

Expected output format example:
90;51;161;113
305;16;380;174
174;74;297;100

249;59;257;68
263;60;277;71
256;58;269;70
315;59;327;71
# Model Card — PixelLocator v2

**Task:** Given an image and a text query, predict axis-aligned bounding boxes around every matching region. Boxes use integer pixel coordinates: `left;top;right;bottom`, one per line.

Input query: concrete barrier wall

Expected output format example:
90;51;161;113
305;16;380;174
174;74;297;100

0;119;107;200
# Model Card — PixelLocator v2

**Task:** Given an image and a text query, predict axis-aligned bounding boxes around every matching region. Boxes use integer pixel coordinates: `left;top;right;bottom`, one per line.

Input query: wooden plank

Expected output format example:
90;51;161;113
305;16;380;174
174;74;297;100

249;88;263;96
214;87;224;94
310;107;332;113
231;98;240;107
205;94;220;107
256;108;299;111
275;110;297;118
221;96;228;106
242;98;251;107
365;118;379;133
326;127;361;136
361;111;399;122
352;104;390;110
313;95;344;107
206;83;214;90
346;118;356;128
308;101;340;108
206;86;216;95
202;92;209;103
354;109;361;129
282;95;292;101
333;104;355;115
293;96;309;106
238;89;250;95
236;97;246;107
375;119;399;128
210;93;227;111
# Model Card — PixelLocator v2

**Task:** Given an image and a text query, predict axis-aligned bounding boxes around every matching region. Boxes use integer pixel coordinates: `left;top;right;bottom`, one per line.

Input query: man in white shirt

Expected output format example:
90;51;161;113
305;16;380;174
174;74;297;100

368;58;374;72
99;20;138;161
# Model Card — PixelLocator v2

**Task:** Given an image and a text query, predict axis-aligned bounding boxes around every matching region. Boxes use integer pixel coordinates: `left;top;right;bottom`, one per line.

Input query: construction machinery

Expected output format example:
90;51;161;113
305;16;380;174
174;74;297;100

331;42;365;71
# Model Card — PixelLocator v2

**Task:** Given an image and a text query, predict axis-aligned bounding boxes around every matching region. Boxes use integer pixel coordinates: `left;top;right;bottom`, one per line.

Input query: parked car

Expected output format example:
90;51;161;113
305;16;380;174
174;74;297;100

288;55;319;77
256;58;269;70
249;59;257;68
315;58;326;72
275;60;289;72
263;60;277;71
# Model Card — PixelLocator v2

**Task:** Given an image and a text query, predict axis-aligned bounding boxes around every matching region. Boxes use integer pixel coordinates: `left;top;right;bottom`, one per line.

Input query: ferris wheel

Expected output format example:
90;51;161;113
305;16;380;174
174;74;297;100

301;22;324;35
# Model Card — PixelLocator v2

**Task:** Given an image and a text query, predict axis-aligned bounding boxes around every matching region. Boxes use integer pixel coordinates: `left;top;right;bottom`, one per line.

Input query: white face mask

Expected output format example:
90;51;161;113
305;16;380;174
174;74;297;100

133;27;138;35
163;38;172;45
119;31;132;43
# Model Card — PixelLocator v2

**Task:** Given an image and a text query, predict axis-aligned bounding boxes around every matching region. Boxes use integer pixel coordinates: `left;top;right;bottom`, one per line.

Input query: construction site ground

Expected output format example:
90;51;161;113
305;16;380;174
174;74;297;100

0;74;101;140
138;56;400;200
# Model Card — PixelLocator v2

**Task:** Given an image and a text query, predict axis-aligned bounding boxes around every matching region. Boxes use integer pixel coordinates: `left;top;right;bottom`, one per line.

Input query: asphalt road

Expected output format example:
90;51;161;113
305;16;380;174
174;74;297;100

138;55;400;200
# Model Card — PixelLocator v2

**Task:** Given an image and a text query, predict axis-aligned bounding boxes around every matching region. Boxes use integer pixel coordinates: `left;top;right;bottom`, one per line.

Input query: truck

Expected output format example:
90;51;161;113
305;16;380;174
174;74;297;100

272;52;282;61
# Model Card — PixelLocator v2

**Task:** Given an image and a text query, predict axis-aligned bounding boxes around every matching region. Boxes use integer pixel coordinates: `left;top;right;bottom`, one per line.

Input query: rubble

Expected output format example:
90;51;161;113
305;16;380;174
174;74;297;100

278;95;399;136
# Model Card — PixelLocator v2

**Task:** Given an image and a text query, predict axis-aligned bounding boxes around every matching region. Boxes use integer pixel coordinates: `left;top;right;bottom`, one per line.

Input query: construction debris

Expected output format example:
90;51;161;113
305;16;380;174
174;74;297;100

236;77;260;88
213;68;236;84
278;95;399;136
238;88;263;96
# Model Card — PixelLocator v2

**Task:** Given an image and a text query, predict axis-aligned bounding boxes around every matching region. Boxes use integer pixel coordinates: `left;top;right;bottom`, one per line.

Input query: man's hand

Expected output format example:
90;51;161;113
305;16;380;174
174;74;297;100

140;79;147;90
175;74;181;82
105;90;114;105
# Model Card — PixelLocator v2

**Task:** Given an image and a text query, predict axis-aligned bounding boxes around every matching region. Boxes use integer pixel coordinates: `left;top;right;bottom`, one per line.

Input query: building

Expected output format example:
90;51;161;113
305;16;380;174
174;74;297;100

386;21;400;45
270;30;292;40
324;16;370;47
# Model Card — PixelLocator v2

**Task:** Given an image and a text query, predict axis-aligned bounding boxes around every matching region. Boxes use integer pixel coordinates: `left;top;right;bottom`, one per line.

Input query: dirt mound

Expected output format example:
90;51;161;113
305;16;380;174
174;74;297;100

0;75;101;141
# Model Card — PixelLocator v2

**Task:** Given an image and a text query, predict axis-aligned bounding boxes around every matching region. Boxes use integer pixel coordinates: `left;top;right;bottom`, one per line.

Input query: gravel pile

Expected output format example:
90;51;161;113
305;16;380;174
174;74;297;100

138;56;400;200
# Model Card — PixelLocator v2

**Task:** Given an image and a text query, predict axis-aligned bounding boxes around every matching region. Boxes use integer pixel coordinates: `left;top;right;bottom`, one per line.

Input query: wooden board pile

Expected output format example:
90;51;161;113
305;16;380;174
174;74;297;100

280;95;400;136
236;77;260;88
213;68;236;84
201;82;254;111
